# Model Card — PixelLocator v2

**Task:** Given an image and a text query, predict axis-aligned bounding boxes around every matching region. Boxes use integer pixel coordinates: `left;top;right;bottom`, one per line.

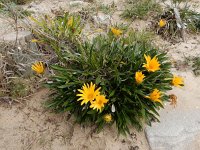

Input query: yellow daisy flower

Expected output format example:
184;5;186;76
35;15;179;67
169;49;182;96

67;16;73;27
135;71;145;84
147;89;162;103
90;94;108;112
77;82;101;105
104;114;112;122
159;19;167;28
111;27;122;36
31;61;45;74
172;75;184;87
143;54;160;72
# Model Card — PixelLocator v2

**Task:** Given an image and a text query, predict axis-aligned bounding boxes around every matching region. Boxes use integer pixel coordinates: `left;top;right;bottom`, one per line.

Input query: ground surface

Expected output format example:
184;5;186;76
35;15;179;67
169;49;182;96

0;89;149;150
0;0;200;150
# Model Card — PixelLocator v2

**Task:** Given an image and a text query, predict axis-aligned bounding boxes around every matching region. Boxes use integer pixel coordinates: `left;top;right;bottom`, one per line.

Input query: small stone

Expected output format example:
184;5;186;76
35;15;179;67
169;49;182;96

69;1;85;6
93;12;111;25
0;31;32;44
121;139;126;143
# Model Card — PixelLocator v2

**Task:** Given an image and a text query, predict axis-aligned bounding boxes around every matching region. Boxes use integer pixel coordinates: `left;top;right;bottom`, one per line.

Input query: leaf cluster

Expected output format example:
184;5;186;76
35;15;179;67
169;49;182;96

30;13;83;61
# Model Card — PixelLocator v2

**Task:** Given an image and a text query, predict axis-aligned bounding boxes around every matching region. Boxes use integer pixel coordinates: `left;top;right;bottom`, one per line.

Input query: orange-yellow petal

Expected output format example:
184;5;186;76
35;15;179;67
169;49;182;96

159;19;167;28
135;71;145;84
172;75;184;87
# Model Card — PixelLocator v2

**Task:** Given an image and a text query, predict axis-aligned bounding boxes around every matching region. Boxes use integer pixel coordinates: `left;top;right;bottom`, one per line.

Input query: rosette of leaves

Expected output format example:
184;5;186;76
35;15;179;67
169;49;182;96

155;9;179;40
155;8;200;40
45;29;173;134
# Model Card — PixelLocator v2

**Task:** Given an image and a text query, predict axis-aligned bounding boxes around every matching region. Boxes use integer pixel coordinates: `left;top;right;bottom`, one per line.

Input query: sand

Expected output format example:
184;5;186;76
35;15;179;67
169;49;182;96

0;89;149;150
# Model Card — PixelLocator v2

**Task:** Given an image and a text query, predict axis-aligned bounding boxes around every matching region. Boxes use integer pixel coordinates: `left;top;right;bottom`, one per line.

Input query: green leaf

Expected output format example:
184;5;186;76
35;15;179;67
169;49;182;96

87;110;97;114
109;90;115;97
95;76;101;85
58;84;69;89
64;106;74;111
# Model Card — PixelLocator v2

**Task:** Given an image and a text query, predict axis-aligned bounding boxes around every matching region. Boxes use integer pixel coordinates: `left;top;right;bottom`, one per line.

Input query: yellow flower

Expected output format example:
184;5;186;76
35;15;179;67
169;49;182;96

104;114;112;122
111;27;122;36
90;95;108;112
31;39;39;43
77;82;101;105
147;89;162;103
31;62;45;74
172;75;184;87
143;54;160;72
135;71;145;84
159;19;166;28
67;16;73;27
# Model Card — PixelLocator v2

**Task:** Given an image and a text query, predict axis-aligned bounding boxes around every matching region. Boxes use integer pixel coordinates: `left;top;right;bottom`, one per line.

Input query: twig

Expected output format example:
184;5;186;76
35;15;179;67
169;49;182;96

173;7;186;41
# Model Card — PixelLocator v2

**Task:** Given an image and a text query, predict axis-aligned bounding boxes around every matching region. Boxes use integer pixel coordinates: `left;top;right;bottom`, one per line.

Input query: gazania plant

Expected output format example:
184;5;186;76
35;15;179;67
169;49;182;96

155;7;200;41
29;13;83;60
33;14;184;134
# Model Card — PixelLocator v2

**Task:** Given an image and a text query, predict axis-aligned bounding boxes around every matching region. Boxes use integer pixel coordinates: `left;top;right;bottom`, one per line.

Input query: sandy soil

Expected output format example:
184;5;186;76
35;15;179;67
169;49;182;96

0;89;149;150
